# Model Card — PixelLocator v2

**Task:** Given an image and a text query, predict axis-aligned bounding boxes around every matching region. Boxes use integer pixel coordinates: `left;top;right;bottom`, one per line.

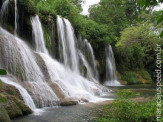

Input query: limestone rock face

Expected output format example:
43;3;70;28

60;97;79;106
48;82;66;100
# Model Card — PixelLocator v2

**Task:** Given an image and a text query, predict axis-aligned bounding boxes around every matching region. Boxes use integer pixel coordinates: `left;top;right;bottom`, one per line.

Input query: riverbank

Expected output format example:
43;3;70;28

12;96;154;122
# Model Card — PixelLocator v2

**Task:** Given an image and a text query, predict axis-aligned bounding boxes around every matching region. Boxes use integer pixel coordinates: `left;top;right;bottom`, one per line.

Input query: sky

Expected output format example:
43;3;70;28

81;0;100;15
81;0;163;15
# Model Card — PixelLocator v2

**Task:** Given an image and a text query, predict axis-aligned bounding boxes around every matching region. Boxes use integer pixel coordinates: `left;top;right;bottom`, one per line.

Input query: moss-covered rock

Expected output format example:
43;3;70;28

5;99;23;119
6;95;32;118
0;82;32;120
0;104;10;122
0;94;7;103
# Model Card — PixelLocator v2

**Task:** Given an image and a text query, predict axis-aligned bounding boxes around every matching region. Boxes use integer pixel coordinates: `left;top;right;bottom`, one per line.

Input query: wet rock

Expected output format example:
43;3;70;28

0;82;32;119
80;98;89;103
60;97;79;106
35;53;51;82
0;104;10;122
48;82;66;100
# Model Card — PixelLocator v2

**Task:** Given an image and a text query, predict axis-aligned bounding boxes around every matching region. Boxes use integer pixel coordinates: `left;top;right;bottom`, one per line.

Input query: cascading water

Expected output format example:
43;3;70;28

57;16;99;82
31;15;48;54
0;27;59;108
78;37;99;80
0;0;9;24
0;77;36;110
39;53;104;102
0;27;45;82
31;15;107;102
78;50;97;82
0;8;110;110
57;16;79;72
104;45;121;86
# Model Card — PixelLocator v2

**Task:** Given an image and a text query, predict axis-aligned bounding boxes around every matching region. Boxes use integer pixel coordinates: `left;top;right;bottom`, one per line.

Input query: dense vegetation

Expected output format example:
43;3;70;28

97;89;163;122
1;0;162;84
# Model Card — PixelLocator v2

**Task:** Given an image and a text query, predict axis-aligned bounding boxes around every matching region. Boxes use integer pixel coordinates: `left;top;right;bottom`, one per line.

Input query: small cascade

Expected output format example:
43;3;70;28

0;27;45;82
25;82;59;108
0;0;9;24
14;0;18;34
38;53;104;102
78;37;99;80
57;16;79;72
31;15;48;54
0;77;36;110
104;45;121;86
78;51;97;82
0;27;59;108
57;16;99;82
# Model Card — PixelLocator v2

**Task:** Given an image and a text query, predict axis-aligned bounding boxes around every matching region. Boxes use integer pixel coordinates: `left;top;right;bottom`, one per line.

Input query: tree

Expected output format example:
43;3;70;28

138;0;163;37
116;23;160;72
89;0;128;39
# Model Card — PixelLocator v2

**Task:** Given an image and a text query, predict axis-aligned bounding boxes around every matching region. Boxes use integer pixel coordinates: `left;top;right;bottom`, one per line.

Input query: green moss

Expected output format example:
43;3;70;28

6;100;23;119
0;104;10;122
79;65;87;77
14;99;32;115
121;71;142;84
0;94;7;104
46;35;51;48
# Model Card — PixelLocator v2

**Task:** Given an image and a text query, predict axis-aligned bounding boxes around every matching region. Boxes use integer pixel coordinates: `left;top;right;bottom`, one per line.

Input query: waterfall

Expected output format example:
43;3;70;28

38;53;104;102
104;45;121;86
0;0;9;24
0;11;109;109
78;37;99;80
78;51;97;82
31;15;48;54
31;15;106;102
14;0;18;35
0;77;36;110
0;27;59;108
57;16;79;72
57;16;99;82
0;27;45;82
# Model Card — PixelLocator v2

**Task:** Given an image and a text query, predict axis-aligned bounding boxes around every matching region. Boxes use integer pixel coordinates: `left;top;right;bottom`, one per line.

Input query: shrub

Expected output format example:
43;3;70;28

121;71;142;84
116;89;139;99
138;70;152;83
97;98;162;122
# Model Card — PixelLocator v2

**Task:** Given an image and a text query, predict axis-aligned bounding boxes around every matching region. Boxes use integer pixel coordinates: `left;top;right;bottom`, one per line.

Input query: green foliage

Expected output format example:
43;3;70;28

138;70;152;83
0;69;7;75
18;0;37;14
36;0;56;15
116;23;160;71
0;94;7;103
116;89;139;99
89;0;129;39
138;0;163;37
97;90;161;121
121;71;142;84
97;98;161;122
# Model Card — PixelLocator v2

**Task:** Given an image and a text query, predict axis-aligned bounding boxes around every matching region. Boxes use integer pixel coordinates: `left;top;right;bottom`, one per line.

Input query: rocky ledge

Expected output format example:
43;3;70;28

0;81;32;122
